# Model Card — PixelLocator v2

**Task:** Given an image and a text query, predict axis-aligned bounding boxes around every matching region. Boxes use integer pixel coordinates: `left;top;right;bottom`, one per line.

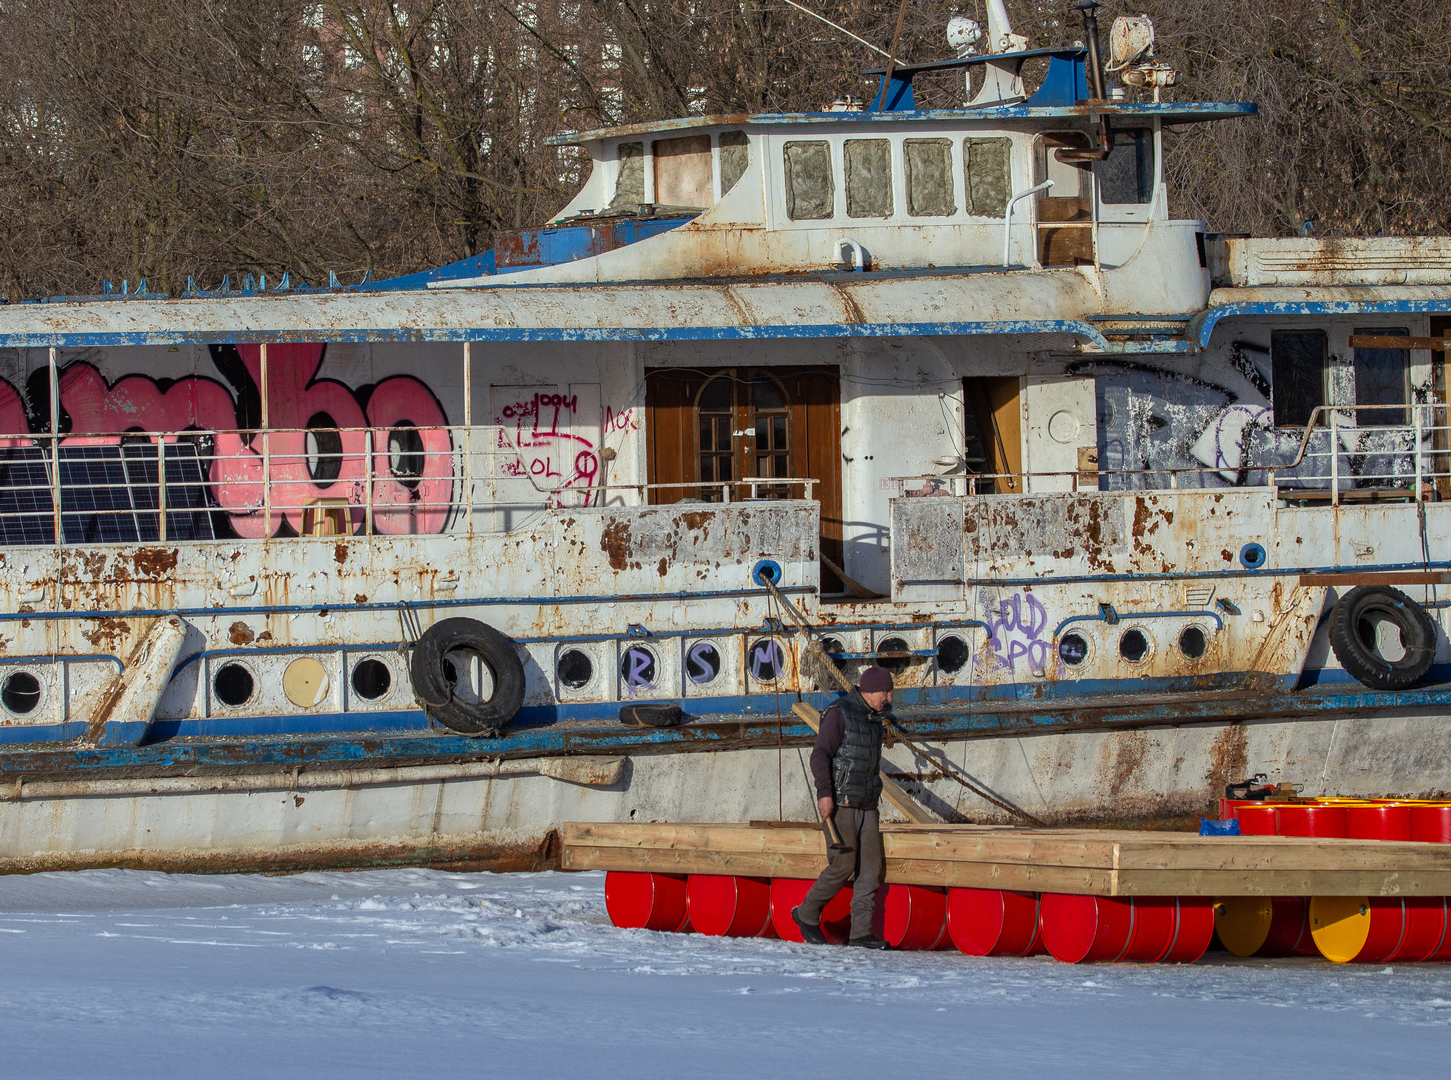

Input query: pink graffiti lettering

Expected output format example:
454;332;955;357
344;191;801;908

0;378;30;448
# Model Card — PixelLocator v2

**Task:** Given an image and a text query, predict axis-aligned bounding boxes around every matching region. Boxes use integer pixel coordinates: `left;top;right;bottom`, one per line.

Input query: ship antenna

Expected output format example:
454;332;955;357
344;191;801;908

779;0;892;58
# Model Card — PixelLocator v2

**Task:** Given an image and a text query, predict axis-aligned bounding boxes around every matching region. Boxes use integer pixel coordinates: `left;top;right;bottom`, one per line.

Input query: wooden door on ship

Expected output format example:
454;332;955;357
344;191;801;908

645;366;844;593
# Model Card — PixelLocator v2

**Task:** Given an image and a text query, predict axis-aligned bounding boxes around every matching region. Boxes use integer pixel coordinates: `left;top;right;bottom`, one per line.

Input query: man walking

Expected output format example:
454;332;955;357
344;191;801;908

792;665;894;949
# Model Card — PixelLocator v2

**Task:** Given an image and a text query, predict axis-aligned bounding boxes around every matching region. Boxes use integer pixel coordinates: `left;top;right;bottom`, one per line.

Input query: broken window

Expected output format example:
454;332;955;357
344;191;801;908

654;134;712;208
965;137;1011;217
783;140;834;220
608;142;644;210
1271;329;1327;427
845;139;892;218
905;139;955;217
1093;128;1153;204
1353;327;1409;426
719;131;750;196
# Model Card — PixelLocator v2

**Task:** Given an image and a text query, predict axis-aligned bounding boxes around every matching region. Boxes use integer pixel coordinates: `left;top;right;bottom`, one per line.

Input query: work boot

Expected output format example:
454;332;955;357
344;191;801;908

848;935;891;950
791;907;827;945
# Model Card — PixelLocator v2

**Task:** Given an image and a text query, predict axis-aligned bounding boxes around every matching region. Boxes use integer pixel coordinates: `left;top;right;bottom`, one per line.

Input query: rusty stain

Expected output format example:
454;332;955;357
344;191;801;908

80;617;131;651
334;543;349;566
129;547;178;579
1204;723;1249;801
1107;729;1151;796
228;621;256;646
657;557;668;577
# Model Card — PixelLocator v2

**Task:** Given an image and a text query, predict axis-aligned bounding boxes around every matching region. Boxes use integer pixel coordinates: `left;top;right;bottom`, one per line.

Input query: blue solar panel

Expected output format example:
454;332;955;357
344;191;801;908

0;441;217;546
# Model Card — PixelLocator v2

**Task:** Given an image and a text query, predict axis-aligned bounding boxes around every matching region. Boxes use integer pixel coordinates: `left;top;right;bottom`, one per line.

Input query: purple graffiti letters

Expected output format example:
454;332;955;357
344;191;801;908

985;592;1051;674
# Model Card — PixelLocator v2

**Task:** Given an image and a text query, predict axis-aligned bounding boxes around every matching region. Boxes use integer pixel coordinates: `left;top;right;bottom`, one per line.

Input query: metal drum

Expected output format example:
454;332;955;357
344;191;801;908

1232;804;1277;835
1411;805;1451;842
946;888;1043;956
1119;896;1177;962
1214;896;1317;957
605;871;690;931
1160;898;1216;963
1309;896;1408;963
1345;804;1412;840
769;879;853;944
686;875;773;937
879;884;948;950
1275;804;1348;837
1040;894;1135;963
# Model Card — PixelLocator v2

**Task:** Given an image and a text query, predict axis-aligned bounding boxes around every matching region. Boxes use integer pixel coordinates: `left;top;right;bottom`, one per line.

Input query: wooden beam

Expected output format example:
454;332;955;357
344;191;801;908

1348;335;1451;351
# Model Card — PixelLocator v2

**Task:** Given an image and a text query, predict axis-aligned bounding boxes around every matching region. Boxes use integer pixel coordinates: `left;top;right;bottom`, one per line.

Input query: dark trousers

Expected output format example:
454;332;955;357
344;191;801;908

797;806;883;940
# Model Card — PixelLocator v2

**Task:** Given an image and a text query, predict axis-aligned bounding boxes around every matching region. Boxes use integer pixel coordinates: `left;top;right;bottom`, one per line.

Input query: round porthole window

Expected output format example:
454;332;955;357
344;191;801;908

214;663;255;707
351;658;392;700
1179;625;1209;660
558;648;595;690
1;671;41;715
876;636;911;675
937;635;970;674
686;641;722;685
747;638;786;682
1119;628;1151;664
1058;633;1090;667
619;645;658;691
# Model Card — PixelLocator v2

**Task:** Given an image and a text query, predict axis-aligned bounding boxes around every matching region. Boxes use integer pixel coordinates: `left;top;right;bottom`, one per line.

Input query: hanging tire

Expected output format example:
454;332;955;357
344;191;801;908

409;617;526;736
1327;586;1438;691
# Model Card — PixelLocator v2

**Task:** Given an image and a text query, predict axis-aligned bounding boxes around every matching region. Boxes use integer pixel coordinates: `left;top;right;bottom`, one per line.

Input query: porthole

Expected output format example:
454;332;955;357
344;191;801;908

214;663;255;707
876;636;911;675
1119;628;1151;664
937;635;970;674
1;671;41;715
747;637;787;682
1059;633;1090;667
685;641;722;685
1179;625;1209;660
558;648;595;690
351;658;392;700
442;648;496;704
619;644;658;691
820;637;845;658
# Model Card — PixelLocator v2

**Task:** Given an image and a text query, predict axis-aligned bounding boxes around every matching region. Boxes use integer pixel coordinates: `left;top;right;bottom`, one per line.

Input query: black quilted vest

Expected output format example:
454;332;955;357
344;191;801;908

830;689;884;810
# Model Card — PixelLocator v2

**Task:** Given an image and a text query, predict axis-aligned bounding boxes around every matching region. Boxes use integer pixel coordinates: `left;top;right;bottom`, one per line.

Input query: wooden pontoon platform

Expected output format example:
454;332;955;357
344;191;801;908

561;822;1451;898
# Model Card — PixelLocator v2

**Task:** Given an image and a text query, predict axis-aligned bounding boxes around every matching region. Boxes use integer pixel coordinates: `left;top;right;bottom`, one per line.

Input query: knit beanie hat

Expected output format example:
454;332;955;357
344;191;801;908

859;666;894;694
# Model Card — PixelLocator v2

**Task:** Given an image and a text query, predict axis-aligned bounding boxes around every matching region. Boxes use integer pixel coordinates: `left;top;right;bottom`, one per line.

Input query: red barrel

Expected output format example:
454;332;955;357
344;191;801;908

686;875;772;938
1346;805;1412;841
879;884;947;950
1233;804;1278;835
947;889;1042;956
769;879;853;944
1261;897;1318;956
1387;898;1447;962
1120;897;1177;962
1040;894;1135;963
1160;898;1216;963
1411;805;1451;843
1276;804;1348;837
605;871;689;931
1309;896;1407;963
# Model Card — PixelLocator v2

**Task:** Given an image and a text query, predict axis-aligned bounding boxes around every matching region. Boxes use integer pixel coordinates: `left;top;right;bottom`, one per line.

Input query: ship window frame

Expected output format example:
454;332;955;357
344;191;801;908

1270;329;1328;428
782;139;836;221
1352;326;1410;427
691;369;796;502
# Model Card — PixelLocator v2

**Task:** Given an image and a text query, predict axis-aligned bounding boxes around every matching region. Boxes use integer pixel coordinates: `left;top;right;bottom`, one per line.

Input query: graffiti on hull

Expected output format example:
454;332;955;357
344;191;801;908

0;345;452;537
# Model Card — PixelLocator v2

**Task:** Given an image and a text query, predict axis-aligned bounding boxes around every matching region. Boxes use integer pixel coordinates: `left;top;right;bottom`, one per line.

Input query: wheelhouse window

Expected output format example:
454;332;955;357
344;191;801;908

1093;128;1153;204
697;378;734;492
783;141;834;220
609;142;644;209
905;139;954;217
964;137;1011;217
1353;327;1409;426
654;134;712;208
1271;329;1328;427
844;139;892;218
719;131;750;195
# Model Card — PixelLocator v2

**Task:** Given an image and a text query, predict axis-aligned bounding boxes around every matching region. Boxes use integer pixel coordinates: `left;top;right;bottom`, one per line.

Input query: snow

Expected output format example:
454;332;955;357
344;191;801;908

0;868;1447;1078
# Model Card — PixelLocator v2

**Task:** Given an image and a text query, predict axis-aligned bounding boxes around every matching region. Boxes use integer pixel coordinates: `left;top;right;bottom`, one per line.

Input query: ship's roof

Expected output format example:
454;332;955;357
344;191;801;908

546;101;1257;146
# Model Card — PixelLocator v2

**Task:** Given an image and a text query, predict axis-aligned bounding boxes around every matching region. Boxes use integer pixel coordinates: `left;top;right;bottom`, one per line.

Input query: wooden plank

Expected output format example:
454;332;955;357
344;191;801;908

561;844;826;880
1112;868;1451;898
563;821;825;854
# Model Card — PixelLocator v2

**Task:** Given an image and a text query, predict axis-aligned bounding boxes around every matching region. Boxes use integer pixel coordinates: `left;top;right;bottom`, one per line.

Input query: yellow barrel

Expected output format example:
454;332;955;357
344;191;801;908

1309;896;1372;963
1214;897;1273;956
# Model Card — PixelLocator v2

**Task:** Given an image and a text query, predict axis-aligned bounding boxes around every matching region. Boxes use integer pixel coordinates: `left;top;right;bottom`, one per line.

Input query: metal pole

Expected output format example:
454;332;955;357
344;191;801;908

365;429;375;536
157;436;167;542
259;343;270;537
1415;403;1425;501
463;341;473;535
1330;410;1339;507
48;347;60;548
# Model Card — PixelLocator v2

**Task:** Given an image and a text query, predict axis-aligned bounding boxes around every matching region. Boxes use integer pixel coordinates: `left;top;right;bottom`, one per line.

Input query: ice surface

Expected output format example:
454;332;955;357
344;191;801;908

0;868;1447;1078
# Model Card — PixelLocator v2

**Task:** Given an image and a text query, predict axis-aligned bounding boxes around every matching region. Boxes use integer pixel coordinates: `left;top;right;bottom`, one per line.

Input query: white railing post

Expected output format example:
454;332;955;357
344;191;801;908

1330;409;1339;507
462;342;473;535
48;347;60;548
365;429;375;536
1002;179;1053;267
1415;403;1424;501
157;435;167;542
260;343;270;538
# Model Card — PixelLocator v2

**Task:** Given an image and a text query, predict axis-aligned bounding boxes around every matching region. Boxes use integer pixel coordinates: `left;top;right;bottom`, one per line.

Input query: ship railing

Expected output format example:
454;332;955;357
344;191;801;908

0;424;819;546
888;404;1451;503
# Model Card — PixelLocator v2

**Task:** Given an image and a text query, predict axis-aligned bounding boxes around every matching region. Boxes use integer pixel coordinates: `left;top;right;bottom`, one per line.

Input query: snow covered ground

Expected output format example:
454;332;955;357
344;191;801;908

0;868;1447;1078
